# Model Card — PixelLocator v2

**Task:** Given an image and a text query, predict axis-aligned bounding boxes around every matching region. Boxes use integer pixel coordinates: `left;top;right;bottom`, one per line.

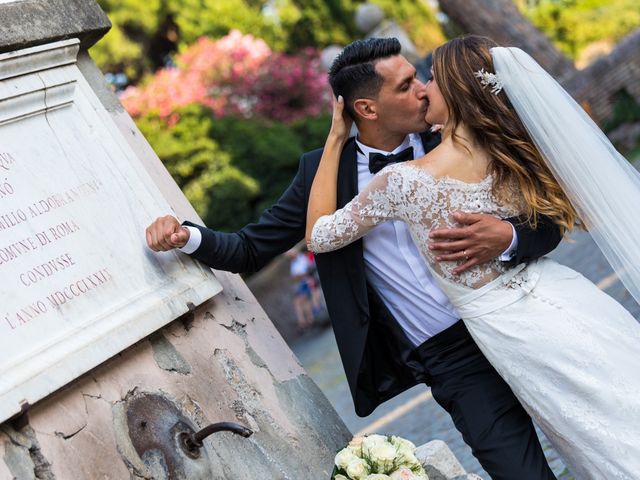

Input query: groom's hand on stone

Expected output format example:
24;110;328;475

429;212;513;274
146;215;190;252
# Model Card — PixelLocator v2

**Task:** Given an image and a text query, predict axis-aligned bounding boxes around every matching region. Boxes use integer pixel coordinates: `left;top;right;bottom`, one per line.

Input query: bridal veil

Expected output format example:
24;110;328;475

492;47;640;307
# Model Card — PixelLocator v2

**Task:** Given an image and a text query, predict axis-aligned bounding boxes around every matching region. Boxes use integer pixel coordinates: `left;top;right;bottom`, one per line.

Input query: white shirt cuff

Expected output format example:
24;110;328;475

498;222;518;261
178;226;202;254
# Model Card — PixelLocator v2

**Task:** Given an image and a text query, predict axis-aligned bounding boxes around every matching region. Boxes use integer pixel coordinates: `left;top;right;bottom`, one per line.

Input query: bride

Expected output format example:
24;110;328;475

306;35;640;479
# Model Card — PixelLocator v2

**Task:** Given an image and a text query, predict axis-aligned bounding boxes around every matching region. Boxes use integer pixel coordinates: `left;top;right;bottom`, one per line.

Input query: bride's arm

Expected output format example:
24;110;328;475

306;166;403;253
305;96;352;242
304;97;405;254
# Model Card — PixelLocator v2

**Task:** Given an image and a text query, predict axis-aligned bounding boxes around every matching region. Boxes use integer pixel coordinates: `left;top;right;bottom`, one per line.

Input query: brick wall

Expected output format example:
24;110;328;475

564;29;640;123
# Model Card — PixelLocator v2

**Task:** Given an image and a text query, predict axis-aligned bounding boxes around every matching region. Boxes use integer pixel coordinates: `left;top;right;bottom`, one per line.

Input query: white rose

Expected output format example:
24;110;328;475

362;434;388;456
370;442;397;462
390;436;416;453
334;475;350;480
395;450;422;470
363;434;387;445
369;441;397;472
364;475;391;480
346;458;370;480
335;448;359;471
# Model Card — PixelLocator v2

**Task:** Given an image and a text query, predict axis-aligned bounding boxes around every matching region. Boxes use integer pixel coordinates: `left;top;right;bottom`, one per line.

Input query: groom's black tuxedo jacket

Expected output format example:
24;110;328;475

186;132;562;416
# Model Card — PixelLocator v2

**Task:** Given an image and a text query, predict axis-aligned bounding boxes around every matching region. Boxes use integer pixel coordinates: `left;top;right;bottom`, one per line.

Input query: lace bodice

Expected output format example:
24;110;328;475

309;163;523;289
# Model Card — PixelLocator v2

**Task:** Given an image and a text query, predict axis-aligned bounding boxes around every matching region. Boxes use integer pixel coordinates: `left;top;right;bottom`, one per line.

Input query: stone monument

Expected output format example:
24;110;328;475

0;1;352;478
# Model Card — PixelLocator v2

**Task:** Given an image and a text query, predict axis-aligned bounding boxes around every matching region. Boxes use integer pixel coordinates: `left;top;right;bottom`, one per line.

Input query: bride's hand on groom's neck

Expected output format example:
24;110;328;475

327;95;352;147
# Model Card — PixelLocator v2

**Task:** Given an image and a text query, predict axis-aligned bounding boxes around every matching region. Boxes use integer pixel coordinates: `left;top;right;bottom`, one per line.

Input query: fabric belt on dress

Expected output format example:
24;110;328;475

452;260;545;319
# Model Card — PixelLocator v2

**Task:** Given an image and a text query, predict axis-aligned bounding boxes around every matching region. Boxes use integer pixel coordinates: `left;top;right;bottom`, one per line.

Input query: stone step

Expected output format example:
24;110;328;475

417;440;484;480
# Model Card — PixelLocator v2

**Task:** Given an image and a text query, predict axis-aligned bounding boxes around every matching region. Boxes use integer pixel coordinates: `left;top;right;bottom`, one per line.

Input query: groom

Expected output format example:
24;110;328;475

146;38;560;479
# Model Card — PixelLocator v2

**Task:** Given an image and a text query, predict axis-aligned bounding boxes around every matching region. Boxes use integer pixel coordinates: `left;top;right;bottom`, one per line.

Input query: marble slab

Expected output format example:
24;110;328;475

0;39;222;422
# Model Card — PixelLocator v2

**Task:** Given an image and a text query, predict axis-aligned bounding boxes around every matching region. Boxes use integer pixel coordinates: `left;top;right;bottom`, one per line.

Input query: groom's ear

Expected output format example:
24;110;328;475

353;98;377;121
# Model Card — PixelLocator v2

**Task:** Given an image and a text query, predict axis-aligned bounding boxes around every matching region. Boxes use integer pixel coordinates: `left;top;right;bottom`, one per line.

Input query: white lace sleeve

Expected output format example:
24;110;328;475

308;168;403;253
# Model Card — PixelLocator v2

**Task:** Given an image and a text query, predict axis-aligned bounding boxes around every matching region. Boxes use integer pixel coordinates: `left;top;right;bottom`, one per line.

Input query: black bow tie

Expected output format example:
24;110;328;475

368;146;414;174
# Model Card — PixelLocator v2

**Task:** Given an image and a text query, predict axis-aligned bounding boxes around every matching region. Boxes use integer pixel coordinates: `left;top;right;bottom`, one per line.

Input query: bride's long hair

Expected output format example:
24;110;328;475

432;35;580;234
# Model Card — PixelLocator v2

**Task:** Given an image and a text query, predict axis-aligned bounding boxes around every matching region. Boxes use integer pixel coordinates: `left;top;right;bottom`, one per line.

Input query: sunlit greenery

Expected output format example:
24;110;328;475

136;104;332;231
91;0;443;82
135;105;260;231
516;0;640;60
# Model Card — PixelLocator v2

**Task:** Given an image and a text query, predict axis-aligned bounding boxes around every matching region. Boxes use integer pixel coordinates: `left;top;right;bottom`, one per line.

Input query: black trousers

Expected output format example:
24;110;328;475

412;320;556;480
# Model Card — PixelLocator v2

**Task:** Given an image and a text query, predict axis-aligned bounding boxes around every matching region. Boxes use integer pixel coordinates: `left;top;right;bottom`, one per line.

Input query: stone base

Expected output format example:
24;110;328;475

417;440;484;480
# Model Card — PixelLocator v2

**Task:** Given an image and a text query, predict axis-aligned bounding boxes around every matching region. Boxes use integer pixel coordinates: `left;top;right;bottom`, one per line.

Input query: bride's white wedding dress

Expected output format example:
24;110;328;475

309;162;640;479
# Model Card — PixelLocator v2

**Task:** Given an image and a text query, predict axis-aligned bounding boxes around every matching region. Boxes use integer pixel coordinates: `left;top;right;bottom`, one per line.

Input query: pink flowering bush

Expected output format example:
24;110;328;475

251;49;330;122
121;30;331;123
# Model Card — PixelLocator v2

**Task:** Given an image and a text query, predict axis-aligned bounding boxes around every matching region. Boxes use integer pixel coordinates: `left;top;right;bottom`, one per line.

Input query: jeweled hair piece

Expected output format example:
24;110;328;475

474;68;504;95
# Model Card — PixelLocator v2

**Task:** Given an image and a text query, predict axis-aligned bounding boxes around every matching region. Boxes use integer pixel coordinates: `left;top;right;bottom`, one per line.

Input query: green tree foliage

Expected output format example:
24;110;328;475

277;0;359;50
92;0;170;81
135;105;260;231
91;0;443;79
278;0;445;53
367;0;445;54
519;0;640;59
210;114;331;216
135;104;331;232
93;0;283;81
174;0;285;49
603;90;640;133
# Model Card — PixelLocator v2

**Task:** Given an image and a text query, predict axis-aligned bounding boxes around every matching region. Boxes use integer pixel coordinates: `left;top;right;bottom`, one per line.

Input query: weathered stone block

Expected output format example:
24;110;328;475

418;439;484;480
0;0;110;53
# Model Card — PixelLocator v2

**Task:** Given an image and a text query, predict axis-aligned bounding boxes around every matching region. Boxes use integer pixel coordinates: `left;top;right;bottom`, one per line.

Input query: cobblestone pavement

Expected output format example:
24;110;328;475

291;229;640;479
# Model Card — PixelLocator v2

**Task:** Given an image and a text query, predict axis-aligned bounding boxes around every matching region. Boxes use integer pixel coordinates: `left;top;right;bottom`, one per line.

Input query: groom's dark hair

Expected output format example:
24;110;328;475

329;37;402;119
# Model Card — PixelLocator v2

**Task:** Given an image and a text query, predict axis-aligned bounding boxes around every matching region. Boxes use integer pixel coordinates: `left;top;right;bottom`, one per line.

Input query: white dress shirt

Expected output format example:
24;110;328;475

353;134;461;345
181;133;518;345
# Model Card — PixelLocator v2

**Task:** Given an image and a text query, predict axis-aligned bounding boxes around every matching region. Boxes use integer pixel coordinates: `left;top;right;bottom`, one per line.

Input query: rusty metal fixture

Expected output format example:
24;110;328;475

179;422;253;459
125;393;252;477
126;393;202;476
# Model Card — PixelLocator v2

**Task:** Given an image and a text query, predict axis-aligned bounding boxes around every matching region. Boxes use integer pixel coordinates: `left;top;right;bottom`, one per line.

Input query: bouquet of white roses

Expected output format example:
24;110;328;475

331;434;429;480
